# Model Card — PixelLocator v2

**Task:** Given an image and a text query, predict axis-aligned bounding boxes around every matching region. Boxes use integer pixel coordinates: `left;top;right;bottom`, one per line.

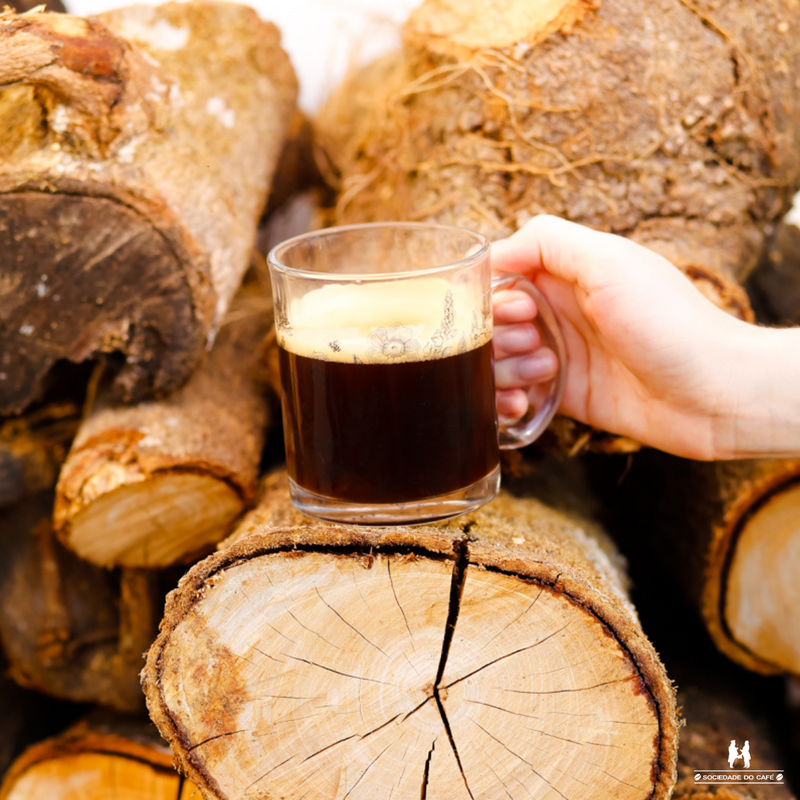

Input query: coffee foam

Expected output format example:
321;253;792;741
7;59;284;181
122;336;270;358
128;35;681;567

278;278;491;363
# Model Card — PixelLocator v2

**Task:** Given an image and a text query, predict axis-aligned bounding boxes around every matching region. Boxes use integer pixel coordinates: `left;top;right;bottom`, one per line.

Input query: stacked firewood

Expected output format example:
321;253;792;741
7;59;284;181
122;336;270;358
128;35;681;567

1;0;800;798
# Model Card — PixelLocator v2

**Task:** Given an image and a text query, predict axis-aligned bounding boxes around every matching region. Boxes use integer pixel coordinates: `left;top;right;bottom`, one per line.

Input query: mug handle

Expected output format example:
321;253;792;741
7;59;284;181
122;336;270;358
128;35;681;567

491;271;567;449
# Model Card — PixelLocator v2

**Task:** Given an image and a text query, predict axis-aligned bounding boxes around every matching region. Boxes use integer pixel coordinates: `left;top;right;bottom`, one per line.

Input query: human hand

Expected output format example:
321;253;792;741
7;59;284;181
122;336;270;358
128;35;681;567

491;215;756;460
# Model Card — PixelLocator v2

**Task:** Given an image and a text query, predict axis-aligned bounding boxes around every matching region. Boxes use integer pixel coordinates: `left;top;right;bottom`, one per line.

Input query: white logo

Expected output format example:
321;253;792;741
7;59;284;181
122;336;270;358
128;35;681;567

727;740;751;769
694;738;784;785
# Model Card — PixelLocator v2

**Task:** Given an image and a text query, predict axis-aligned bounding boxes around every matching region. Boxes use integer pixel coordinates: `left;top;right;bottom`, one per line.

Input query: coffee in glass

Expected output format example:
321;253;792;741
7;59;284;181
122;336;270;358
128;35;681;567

268;223;565;524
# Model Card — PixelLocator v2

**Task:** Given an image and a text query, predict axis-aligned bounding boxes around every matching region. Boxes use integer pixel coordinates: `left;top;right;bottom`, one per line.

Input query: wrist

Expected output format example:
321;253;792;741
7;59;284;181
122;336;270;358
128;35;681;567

710;322;800;459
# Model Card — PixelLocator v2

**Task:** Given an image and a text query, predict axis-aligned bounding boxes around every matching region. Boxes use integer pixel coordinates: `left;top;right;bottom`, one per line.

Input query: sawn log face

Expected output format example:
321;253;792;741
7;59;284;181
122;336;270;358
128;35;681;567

143;482;678;800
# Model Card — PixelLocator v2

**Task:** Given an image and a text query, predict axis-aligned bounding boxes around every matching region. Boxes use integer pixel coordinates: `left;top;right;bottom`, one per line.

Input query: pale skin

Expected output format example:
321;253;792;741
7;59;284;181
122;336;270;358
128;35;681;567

492;215;800;461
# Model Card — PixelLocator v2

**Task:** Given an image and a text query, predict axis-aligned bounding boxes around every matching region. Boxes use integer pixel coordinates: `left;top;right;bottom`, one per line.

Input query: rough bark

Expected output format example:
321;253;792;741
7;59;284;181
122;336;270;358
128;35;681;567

0;716;200;799
0;400;78;508
0;492;159;710
143;470;678;800
0;2;297;414
625;452;800;676
53;274;273;568
319;0;800;283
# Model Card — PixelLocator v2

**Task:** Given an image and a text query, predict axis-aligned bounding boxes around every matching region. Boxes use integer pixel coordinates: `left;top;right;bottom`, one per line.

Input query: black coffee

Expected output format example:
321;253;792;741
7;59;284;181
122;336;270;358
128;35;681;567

278;340;499;504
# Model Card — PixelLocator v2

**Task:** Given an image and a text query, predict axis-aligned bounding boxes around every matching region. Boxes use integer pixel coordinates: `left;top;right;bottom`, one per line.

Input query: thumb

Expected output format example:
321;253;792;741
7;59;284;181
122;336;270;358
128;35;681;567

491;214;662;293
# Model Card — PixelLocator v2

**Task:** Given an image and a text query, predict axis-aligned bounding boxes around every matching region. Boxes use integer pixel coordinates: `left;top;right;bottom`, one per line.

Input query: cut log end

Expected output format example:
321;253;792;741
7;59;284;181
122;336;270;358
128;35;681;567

723;478;800;674
0;722;200;800
144;527;676;800
64;472;244;568
405;0;599;55
0;192;204;414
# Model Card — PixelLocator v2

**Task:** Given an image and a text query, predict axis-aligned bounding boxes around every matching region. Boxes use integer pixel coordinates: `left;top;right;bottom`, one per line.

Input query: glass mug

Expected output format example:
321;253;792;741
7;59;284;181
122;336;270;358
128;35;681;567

268;222;566;525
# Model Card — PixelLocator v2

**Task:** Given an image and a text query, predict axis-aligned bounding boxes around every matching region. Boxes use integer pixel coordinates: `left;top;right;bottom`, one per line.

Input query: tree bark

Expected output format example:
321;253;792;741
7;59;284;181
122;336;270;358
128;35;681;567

625;452;800;676
0;492;159;710
319;0;800;282
53;273;273;568
0;2;297;414
143;471;678;800
0;716;200;799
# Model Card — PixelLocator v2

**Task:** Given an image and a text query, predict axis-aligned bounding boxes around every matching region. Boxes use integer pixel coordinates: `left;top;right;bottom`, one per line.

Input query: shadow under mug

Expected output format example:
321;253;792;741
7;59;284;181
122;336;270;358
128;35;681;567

268;222;566;525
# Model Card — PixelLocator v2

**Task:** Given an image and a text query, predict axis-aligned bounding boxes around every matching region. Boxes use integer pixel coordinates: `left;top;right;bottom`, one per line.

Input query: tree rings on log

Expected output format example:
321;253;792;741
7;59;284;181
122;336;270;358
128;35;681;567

0;3;298;413
143;482;678;800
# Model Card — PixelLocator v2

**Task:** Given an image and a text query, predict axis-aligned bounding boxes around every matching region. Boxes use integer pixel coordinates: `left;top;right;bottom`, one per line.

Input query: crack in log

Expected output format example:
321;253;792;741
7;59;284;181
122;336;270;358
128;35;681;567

427;537;475;799
314;586;389;658
285;607;341;651
281;654;395;685
502;676;634;696
343;743;392;798
388;559;416;652
187;729;249;753
469;719;572;800
434;692;475;800
466;700;621;748
420;737;436;800
483;587;543;648
433;538;469;688
301;711;405;764
444;622;571;690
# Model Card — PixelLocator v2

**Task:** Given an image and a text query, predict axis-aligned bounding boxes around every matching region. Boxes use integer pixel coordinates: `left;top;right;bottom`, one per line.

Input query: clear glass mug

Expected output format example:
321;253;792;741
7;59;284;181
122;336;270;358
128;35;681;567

268;222;566;525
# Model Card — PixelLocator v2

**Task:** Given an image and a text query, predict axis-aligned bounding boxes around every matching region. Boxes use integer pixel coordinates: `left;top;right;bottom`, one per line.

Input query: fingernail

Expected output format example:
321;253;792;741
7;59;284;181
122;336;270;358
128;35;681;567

518;352;557;381
499;299;536;319
494;327;537;353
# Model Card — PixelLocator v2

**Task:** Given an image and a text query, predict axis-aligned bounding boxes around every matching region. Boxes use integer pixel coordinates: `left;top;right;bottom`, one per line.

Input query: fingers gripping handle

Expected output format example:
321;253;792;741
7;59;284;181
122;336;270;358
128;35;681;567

492;272;566;449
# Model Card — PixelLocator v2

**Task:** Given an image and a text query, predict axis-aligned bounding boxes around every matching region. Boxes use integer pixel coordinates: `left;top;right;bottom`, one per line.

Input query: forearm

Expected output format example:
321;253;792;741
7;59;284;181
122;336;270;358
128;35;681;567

712;324;800;459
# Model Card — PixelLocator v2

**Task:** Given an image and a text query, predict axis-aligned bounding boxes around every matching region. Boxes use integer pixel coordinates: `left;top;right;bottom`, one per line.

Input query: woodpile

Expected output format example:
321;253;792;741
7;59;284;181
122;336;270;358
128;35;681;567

1;0;800;796
0;1;297;414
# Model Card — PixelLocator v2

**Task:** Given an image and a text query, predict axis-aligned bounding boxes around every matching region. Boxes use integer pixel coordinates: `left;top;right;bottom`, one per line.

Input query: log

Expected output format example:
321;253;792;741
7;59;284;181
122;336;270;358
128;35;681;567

143;471;678;800
53;273;273;568
0;401;79;508
0;2;297;414
622;452;800;676
0;492;159;710
319;0;800;283
0;716;201;799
